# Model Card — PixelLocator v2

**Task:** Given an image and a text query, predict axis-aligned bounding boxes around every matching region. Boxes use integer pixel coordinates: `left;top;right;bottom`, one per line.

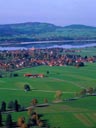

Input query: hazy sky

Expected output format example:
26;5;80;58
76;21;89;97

0;0;96;26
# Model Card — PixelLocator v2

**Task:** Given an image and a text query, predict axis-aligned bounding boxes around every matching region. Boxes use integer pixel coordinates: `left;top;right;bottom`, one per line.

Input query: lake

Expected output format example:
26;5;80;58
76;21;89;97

0;41;96;50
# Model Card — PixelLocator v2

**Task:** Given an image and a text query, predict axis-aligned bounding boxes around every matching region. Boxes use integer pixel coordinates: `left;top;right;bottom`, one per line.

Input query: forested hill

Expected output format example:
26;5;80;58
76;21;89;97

0;22;96;43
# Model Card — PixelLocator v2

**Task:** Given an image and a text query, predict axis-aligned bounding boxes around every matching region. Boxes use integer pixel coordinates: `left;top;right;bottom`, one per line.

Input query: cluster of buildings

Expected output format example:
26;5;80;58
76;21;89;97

0;48;96;71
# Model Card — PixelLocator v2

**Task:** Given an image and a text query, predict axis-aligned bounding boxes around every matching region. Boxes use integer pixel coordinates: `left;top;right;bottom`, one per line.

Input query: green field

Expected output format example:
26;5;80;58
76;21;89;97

0;62;96;128
63;47;96;57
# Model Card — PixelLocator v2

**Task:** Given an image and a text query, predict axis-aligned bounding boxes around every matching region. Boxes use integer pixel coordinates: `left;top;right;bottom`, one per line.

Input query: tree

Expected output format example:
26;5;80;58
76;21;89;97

8;101;14;110
0;111;2;126
24;84;31;92
76;62;84;67
37;119;43;127
28;108;33;117
14;100;19;112
31;112;38;125
46;70;49;75
5;114;12;128
17;117;25;127
80;89;86;97
1;101;6;111
31;99;38;106
21;123;28;128
44;98;48;103
55;90;62;101
13;73;19;77
87;87;94;95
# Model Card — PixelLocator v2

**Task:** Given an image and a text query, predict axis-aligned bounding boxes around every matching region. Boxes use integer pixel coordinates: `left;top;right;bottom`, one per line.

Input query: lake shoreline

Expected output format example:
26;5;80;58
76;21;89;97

0;42;96;51
0;39;96;46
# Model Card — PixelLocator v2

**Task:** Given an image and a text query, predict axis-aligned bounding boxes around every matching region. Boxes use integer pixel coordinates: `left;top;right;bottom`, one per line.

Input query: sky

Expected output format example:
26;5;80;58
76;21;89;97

0;0;96;26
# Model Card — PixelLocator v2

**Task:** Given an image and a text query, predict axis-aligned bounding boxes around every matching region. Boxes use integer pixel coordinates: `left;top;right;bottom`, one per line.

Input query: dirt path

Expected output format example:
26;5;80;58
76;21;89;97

32;89;75;93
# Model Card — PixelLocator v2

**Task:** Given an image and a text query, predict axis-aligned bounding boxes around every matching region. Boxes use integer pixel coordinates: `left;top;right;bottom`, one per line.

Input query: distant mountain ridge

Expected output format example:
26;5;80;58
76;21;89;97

0;22;96;43
64;24;96;29
0;22;95;28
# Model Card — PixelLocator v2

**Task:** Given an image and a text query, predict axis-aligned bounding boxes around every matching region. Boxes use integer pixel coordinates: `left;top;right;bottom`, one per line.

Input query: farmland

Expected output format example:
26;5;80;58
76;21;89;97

0;60;96;127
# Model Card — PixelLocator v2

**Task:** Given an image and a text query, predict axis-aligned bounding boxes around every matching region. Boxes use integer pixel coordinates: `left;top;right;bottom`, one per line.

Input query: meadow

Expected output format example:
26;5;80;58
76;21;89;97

0;61;96;128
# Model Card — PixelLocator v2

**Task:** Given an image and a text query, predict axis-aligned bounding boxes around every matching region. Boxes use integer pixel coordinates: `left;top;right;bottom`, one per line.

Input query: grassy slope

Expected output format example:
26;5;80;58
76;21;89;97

0;62;96;128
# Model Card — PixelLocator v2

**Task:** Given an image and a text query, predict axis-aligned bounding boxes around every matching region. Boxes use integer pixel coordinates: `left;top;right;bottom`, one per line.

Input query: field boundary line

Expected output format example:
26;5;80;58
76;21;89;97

49;77;85;89
0;88;23;91
0;87;75;93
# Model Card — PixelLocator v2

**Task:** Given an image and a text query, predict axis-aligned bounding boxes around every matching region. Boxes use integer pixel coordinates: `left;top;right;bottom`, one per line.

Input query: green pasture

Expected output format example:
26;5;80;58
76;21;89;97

64;47;96;56
0;63;96;128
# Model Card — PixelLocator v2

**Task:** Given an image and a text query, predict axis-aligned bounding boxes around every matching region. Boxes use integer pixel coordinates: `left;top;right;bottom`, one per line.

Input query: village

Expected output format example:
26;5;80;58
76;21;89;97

0;48;96;72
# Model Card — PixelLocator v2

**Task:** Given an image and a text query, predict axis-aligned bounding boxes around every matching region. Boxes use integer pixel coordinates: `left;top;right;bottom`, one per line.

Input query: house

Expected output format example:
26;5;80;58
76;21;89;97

24;74;33;77
24;73;44;78
37;74;44;78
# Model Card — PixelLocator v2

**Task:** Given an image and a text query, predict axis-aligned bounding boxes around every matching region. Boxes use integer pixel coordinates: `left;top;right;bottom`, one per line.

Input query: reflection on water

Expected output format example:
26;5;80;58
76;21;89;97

0;42;96;50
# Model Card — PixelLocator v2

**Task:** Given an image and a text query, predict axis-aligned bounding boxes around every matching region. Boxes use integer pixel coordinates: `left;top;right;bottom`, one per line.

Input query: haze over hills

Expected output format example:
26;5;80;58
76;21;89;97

0;22;96;44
